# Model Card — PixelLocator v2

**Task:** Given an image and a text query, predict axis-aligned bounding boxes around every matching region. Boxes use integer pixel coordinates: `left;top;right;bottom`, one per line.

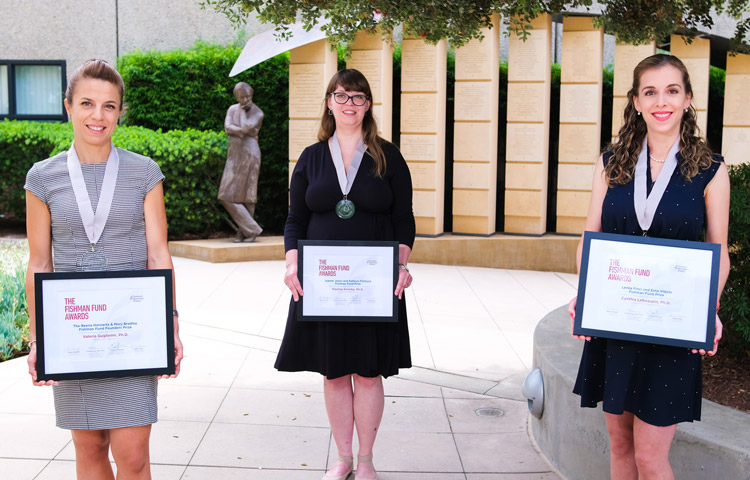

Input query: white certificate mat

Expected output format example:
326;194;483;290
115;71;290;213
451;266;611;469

298;240;398;322
574;232;719;350
35;269;174;381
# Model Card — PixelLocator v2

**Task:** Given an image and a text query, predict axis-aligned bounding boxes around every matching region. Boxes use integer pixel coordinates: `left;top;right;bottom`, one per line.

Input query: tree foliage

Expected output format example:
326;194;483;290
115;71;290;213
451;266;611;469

203;0;749;51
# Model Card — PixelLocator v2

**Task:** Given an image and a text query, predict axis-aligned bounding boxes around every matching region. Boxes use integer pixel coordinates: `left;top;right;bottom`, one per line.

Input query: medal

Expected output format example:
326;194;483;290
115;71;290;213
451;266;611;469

336;196;355;219
330;131;366;220
67;142;120;271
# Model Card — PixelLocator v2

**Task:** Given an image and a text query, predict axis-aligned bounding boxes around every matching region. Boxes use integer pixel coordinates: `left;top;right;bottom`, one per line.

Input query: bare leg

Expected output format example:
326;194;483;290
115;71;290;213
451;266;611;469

352;375;384;479
71;429;114;480
324;375;355;477
220;200;262;240
632;417;678;480
605;412;637;480
109;425;152;480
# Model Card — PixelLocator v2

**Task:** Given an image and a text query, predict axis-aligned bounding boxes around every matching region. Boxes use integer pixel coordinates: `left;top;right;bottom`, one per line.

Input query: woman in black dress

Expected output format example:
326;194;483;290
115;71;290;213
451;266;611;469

275;69;415;480
568;54;729;479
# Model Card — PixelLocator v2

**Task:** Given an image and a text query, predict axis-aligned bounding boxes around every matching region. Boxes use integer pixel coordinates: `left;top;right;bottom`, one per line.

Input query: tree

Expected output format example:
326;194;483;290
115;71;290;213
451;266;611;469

203;1;749;51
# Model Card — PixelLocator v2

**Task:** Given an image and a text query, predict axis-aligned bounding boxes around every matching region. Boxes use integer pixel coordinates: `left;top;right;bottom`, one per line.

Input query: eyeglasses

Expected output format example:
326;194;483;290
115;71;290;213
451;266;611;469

330;92;370;106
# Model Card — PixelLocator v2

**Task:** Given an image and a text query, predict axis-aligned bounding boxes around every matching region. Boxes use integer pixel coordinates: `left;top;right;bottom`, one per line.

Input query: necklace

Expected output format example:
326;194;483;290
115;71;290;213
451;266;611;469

649;153;666;163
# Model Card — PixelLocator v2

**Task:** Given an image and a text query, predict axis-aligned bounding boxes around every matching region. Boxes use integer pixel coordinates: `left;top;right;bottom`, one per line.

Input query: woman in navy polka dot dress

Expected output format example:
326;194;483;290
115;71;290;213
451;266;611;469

568;54;729;479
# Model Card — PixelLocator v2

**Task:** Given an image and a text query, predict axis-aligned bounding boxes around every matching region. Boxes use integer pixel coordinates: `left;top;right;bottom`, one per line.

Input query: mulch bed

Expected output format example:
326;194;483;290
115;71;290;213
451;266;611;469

702;352;750;413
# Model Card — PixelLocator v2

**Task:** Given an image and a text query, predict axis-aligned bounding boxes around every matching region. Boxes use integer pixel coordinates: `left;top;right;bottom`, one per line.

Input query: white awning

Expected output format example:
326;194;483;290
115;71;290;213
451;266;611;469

230;22;328;77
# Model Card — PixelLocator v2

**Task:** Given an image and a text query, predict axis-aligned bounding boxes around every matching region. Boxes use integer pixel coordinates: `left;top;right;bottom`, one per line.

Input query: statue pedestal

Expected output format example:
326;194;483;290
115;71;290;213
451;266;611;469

168;236;285;263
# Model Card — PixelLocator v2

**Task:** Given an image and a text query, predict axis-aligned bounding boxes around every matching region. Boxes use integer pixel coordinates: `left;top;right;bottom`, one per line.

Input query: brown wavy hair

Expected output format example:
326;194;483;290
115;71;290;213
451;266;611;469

607;54;714;185
318;69;386;177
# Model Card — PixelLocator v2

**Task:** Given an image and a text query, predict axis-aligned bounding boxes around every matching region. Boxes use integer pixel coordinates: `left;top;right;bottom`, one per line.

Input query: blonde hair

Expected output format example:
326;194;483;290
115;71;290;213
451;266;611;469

318;69;386;177
607;54;714;185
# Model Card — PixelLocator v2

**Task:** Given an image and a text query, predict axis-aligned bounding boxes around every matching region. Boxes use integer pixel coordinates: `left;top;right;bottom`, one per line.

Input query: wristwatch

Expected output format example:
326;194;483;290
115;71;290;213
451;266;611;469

399;264;409;272
172;309;179;317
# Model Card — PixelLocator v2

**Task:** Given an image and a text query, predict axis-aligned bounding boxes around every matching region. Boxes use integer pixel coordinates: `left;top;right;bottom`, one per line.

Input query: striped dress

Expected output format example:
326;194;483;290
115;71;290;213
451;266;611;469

25;148;164;430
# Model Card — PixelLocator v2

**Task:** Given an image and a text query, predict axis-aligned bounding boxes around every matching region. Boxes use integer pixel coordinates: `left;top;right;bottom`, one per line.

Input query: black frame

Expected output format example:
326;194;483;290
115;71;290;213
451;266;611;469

0;59;68;121
574;231;720;351
34;269;175;381
297;240;399;322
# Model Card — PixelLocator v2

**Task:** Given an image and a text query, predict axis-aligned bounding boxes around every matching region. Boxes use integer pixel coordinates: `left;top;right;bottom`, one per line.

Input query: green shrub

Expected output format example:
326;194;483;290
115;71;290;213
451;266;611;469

723;163;750;358
0;240;29;362
0;120;234;237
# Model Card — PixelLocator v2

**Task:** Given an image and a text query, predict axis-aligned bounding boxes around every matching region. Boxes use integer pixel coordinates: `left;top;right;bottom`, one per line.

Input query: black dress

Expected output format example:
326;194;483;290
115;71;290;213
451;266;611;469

274;140;416;379
573;151;723;426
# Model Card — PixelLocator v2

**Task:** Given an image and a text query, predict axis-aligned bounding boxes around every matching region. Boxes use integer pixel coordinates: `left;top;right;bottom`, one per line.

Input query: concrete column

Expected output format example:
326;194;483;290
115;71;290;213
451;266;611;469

347;29;393;141
288;39;338;182
400;37;447;236
504;14;552;235
721;52;750;166
452;13;500;235
611;42;656;140
671;35;710;135
556;16;603;234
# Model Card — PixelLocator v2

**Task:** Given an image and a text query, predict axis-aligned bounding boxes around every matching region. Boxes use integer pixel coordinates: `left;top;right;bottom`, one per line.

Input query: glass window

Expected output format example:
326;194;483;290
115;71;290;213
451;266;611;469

0;65;8;115
15;65;63;116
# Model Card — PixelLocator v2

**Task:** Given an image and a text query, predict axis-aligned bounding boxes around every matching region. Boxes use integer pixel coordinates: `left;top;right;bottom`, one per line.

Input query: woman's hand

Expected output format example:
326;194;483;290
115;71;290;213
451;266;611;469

160;330;183;379
394;265;412;300
569;297;591;341
692;315;723;356
285;262;304;302
27;343;59;386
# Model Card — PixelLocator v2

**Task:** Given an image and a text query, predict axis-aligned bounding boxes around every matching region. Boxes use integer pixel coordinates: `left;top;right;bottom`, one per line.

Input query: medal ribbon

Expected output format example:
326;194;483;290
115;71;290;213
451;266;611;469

330;131;366;197
66;142;120;249
633;135;680;234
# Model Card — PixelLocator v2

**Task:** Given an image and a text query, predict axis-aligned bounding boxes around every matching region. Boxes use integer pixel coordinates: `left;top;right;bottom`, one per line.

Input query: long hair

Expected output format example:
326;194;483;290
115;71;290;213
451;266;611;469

65;59;125;110
318;69;386;177
607;54;714;185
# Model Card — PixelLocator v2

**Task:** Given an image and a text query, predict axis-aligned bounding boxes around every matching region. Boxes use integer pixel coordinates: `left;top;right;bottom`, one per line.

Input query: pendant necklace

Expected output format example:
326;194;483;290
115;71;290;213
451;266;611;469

633;135;679;237
330;131;366;220
67;142;120;271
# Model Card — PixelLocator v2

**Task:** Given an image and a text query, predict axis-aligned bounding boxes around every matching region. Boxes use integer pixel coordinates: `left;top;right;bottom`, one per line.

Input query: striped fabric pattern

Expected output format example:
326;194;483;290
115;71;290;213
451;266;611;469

25;148;164;430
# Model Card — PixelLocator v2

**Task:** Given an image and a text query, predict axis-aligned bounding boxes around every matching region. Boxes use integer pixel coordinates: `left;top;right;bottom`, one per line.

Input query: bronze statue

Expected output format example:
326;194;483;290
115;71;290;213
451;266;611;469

219;82;264;242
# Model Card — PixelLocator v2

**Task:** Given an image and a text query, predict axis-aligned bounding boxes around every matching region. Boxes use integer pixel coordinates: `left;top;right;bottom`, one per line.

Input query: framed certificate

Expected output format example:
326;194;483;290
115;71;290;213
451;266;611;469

574;232;720;351
34;269;175;381
297;240;399;322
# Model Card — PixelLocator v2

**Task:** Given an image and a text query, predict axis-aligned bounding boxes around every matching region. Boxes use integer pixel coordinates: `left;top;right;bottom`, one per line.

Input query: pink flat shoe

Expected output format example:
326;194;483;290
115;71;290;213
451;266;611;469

323;455;353;480
354;454;377;480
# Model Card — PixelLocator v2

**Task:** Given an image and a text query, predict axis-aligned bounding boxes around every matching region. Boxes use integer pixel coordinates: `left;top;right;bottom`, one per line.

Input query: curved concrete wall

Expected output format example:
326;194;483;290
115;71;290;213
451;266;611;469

530;306;750;480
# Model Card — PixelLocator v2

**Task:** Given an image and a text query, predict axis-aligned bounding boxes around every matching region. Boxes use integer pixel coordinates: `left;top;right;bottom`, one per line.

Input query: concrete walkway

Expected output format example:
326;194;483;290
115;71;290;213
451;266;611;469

0;257;578;479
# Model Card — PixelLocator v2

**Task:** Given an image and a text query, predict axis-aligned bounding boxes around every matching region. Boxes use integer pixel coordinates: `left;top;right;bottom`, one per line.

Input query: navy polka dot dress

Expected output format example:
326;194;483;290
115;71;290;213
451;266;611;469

573;150;723;426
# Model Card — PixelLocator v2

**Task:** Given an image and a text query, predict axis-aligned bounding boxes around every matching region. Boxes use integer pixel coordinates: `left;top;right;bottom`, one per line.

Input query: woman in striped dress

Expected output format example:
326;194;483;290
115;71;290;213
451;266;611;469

24;59;183;479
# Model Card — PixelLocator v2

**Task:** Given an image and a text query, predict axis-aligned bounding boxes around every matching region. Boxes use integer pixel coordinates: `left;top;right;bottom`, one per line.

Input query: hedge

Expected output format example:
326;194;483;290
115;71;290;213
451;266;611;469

0;120;232;238
724;163;750;358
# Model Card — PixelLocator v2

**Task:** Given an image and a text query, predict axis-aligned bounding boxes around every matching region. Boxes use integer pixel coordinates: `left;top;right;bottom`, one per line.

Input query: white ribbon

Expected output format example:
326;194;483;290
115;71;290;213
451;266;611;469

330;131;366;196
633;135;680;234
66;142;120;249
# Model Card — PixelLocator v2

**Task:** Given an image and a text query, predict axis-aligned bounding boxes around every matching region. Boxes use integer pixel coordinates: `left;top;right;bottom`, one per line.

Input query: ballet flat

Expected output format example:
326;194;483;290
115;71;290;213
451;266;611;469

322;455;353;480
354;454;377;480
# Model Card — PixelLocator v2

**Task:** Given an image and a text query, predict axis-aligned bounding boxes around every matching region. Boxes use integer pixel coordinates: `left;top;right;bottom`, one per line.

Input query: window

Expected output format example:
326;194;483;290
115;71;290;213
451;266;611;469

0;60;67;121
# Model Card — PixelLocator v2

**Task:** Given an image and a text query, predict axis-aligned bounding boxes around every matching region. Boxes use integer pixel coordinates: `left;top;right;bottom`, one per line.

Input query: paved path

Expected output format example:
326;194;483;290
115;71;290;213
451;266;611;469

0;257;578;479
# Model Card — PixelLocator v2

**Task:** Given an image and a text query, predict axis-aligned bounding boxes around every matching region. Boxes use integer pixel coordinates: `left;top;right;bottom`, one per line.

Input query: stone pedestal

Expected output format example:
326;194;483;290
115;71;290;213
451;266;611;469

288;39;338;181
504;15;552;235
347;29;393;141
611;42;655;140
401;37;447;236
556;16;603;234
722;52;750;166
452;14;500;235
671;35;710;135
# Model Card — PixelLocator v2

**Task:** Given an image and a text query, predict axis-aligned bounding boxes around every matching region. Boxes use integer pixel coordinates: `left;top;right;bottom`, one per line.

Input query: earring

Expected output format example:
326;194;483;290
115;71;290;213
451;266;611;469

685;108;689;113
637;111;641;116
328;109;333;116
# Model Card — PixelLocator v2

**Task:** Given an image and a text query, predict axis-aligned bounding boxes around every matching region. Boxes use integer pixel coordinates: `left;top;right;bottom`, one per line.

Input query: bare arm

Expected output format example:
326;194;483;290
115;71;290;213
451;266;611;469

704;162;730;296
25;191;56;385
144;182;183;377
394;244;413;299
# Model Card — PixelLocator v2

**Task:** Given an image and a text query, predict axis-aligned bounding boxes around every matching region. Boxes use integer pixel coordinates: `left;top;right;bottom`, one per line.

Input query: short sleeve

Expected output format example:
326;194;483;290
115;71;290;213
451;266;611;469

701;154;724;185
24;162;48;204
144;159;165;193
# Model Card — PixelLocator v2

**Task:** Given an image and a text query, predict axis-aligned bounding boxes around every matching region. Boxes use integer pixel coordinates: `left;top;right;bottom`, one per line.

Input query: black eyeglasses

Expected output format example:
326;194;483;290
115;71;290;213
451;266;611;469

330;92;370;106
